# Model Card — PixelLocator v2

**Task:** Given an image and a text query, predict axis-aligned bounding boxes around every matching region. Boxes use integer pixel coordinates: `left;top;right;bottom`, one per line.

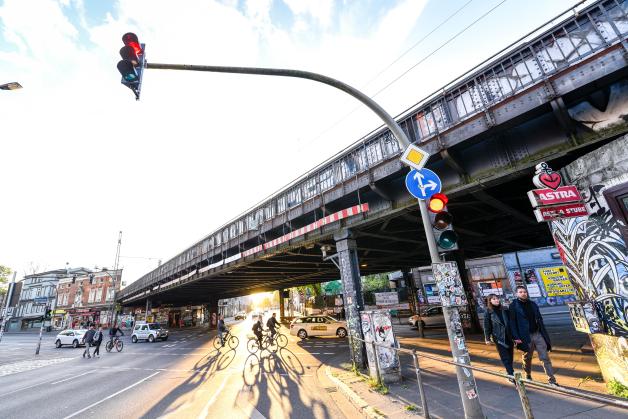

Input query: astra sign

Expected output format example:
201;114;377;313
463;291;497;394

527;162;588;223
527;185;582;207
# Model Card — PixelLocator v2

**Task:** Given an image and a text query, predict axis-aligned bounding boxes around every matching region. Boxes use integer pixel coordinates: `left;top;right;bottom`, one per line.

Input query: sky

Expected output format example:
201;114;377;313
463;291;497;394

0;0;582;286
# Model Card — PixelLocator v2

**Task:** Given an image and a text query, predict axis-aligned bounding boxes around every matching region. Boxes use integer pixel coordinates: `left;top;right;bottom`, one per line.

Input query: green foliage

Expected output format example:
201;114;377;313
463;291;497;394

295;283;323;297
608;380;628;399
367;377;389;394
362;274;390;292
0;265;11;284
323;280;342;295
404;404;418;412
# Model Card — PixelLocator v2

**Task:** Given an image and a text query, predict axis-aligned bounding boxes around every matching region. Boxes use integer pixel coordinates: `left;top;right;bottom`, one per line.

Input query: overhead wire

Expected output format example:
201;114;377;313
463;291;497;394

297;0;508;151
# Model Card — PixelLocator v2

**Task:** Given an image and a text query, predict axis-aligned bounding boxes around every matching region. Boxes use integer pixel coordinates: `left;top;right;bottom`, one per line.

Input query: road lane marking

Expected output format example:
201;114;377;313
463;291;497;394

197;372;230;419
51;371;90;384
62;371;160;419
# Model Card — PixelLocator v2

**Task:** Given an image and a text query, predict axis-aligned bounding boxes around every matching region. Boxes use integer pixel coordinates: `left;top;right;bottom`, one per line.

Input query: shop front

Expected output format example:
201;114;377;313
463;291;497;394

502;247;576;307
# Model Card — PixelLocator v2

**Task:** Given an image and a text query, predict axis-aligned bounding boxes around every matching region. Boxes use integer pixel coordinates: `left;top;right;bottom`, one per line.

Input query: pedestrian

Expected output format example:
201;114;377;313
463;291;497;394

483;294;514;381
509;285;558;385
83;325;96;359
92;325;104;357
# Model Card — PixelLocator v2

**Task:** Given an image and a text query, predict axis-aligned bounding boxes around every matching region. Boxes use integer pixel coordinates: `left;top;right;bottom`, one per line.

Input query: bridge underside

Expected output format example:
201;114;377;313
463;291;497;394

127;134;616;307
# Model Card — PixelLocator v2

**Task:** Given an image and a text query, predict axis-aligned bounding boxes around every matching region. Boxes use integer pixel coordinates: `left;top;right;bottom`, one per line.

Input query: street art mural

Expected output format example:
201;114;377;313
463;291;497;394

548;136;628;385
360;310;400;383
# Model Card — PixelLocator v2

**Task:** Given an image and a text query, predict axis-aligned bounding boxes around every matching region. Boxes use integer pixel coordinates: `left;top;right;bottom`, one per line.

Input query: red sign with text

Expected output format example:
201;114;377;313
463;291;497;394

527;185;582;207
533;202;588;222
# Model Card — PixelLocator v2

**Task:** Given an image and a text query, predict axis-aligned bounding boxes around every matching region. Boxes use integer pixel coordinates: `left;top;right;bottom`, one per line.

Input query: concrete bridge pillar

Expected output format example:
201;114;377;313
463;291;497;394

279;290;286;322
334;229;365;368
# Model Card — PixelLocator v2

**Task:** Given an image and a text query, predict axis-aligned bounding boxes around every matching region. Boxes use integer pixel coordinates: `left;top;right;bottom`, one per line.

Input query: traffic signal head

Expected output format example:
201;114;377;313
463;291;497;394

44;309;52;320
117;32;146;100
427;193;458;252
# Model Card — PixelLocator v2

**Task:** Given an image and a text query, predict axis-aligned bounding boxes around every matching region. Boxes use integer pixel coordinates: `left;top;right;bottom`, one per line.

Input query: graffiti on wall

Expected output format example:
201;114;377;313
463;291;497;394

550;138;628;338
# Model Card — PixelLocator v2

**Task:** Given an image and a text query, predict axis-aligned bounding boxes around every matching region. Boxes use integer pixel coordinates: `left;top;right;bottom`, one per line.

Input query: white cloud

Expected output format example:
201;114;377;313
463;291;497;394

0;0;579;284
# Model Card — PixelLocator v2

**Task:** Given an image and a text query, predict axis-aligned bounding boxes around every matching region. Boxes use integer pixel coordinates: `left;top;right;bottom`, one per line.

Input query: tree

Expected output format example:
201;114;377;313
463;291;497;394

0;265;12;298
361;274;390;292
323;280;342;295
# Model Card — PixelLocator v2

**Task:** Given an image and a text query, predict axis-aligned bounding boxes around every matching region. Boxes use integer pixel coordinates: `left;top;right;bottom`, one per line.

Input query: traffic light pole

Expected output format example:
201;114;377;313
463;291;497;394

0;272;17;344
142;61;484;418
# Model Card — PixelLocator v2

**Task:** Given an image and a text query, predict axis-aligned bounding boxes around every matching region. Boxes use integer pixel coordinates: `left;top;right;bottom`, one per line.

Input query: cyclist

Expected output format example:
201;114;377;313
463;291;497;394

109;323;124;345
266;312;280;342
252;315;264;347
217;315;228;347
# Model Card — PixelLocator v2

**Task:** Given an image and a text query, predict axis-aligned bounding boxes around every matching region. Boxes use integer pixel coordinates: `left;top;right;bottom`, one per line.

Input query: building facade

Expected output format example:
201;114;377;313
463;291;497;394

54;269;122;328
10;269;66;331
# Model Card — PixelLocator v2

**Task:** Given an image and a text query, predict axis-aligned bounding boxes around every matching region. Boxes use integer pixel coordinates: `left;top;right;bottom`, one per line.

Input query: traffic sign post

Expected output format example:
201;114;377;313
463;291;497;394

405;168;442;200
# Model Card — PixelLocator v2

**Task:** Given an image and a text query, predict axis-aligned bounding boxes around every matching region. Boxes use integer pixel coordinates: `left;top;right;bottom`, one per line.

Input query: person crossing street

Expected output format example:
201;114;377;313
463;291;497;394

82;325;96;359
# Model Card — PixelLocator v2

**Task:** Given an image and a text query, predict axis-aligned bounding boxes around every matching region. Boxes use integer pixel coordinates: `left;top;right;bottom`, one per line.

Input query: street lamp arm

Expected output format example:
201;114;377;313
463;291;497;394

145;62;412;148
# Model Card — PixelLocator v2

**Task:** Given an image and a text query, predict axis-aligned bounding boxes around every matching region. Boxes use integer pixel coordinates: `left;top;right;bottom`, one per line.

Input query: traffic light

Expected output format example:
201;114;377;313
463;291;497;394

89;274;95;284
117;32;146;100
427;193;458;252
44;309;52;320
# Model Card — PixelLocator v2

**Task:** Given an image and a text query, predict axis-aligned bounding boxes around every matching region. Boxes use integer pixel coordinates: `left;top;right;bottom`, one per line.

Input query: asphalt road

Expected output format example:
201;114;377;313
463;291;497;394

0;317;354;419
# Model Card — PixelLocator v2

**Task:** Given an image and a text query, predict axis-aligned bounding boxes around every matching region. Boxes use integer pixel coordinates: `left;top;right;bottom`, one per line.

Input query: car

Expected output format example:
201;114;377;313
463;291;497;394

290;315;348;340
234;311;247;320
131;322;169;343
408;306;446;330
55;329;87;348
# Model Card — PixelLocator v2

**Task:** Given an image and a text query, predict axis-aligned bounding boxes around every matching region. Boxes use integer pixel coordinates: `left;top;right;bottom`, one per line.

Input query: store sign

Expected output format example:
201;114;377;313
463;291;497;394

374;292;399;306
527;162;588;223
538;266;575;296
533;202;589;222
527;185;582;206
478;281;503;296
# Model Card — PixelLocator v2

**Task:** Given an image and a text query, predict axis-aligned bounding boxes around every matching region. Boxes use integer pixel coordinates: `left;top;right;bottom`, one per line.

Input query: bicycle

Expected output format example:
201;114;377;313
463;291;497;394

105;336;124;352
213;329;239;350
247;335;264;353
265;329;288;349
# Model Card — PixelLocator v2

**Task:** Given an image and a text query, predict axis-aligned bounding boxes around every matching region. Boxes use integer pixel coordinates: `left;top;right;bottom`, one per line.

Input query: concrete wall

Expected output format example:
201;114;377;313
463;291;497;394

551;135;628;386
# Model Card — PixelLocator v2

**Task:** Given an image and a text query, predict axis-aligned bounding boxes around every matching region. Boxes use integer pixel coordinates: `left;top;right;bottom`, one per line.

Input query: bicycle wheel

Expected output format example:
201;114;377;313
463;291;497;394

228;335;239;349
115;340;124;352
265;336;278;353
105;341;113;353
247;338;260;353
276;334;288;348
213;336;222;350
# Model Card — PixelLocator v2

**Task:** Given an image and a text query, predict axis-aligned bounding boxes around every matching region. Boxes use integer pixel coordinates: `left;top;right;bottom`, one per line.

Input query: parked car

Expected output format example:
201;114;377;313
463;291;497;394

131;322;169;343
290;315;347;339
55;329;87;348
408;306;446;330
234;311;247;320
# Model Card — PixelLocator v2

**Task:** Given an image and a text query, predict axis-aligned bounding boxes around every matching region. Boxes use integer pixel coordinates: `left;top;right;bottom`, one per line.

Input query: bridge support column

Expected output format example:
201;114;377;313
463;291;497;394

334;229;365;368
279;290;286;322
208;298;218;330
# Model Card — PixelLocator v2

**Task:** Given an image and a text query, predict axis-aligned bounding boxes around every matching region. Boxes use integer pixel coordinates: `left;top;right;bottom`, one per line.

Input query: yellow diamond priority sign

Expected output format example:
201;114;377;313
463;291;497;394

400;144;430;171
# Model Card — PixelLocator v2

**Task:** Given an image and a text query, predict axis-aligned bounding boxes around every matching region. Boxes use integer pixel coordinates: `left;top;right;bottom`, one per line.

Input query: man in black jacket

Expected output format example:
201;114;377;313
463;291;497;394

509;286;558;385
266;313;280;340
83;325;96;359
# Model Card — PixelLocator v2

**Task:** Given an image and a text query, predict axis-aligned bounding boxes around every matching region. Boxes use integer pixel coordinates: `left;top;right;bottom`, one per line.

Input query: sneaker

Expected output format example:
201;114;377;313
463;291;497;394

525;374;532;380
549;380;559;386
508;378;516;384
87;355;91;359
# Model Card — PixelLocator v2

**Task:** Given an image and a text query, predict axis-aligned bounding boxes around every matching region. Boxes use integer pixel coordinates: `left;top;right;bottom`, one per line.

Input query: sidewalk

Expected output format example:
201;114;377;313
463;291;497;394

325;350;626;419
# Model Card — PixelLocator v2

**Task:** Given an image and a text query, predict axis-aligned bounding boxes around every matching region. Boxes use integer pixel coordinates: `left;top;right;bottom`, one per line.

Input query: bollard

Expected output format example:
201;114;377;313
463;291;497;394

514;372;534;419
412;350;430;419
371;340;382;385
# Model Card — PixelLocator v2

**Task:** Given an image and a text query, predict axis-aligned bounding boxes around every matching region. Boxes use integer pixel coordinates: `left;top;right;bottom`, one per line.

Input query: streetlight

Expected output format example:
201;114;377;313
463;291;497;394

0;82;22;90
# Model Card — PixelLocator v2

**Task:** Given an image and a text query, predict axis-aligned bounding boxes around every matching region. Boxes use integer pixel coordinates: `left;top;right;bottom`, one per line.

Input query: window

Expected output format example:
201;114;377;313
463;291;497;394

134;325;141;331
603;183;628;244
141;325;148;331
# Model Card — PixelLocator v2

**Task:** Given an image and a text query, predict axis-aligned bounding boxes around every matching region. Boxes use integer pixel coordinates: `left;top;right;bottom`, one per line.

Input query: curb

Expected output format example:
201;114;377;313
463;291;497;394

325;366;386;419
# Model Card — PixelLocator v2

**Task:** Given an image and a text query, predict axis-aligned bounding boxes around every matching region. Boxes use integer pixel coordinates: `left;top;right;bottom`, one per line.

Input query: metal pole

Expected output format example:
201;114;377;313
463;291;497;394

371;340;382;385
144;61;484;417
514;372;535;419
107;231;122;326
0;272;17;343
412;350;431;419
35;302;48;355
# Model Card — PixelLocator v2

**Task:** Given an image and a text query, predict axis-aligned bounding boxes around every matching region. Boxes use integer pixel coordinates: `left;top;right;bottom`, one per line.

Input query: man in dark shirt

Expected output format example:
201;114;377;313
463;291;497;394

266;313;280;340
509;285;558;385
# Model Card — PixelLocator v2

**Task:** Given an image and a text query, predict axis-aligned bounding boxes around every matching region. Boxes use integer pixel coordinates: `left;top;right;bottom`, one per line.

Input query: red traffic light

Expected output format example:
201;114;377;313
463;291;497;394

428;193;448;213
122;32;142;56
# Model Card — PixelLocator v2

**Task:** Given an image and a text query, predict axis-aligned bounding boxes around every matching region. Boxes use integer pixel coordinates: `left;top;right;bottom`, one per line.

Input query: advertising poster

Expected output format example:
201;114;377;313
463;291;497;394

374;292;399;306
568;302;602;334
424;284;442;304
539;266;575;296
478;281;503;296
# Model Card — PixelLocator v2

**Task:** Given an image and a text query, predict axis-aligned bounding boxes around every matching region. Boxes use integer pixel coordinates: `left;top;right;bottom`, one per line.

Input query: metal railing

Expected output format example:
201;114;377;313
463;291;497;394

347;334;628;419
119;0;628;300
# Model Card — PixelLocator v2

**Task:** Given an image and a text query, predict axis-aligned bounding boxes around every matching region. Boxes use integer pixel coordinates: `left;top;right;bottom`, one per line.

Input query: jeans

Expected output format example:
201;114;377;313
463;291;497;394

522;332;556;383
495;343;514;376
218;330;224;346
83;343;92;358
93;342;101;356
